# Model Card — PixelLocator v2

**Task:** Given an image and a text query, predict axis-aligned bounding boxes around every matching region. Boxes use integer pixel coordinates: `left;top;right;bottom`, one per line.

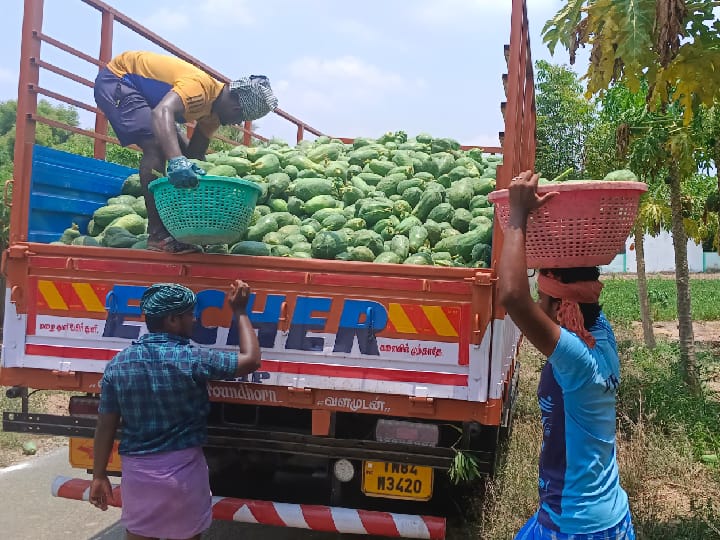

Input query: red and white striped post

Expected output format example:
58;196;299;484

52;476;446;539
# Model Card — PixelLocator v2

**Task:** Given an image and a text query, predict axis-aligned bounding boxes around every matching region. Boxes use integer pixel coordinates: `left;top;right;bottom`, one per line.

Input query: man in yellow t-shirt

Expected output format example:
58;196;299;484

94;51;278;254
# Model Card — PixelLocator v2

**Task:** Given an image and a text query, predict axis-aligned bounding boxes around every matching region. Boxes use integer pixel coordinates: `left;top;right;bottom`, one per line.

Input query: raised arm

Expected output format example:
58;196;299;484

497;171;561;357
227;280;262;377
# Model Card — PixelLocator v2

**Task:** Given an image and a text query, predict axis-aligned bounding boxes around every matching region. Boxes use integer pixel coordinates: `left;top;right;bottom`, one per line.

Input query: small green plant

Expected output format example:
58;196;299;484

448;449;481;485
445;424;483;485
648;288;671;320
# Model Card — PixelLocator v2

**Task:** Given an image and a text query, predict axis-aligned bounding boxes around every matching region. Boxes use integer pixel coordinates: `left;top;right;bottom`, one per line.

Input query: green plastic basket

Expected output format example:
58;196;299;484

148;175;262;245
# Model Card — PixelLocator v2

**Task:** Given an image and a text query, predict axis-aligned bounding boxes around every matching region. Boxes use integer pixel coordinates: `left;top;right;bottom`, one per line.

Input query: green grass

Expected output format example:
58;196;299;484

600;277;720;323
618;340;720;459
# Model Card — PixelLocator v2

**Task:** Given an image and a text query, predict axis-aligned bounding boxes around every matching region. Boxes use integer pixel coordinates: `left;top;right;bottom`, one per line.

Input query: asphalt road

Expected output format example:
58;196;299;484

0;447;392;540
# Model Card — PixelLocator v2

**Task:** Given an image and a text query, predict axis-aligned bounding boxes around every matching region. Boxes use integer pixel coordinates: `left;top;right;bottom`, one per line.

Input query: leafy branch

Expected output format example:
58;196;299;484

445;424;483;485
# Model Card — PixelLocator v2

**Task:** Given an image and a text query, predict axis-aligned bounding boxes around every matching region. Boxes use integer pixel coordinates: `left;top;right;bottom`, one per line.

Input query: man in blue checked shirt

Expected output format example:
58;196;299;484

89;280;261;540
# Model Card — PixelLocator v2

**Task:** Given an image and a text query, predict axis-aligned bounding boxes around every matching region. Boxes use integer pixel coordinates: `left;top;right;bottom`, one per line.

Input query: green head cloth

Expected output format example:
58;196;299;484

140;283;196;318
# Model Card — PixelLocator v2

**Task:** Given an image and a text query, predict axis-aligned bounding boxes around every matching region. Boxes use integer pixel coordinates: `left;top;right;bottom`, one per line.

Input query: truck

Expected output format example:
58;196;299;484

1;0;536;537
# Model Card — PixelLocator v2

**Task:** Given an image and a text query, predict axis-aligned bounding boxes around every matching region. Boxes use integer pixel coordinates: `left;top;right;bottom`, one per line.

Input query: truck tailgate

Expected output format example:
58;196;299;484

2;245;497;401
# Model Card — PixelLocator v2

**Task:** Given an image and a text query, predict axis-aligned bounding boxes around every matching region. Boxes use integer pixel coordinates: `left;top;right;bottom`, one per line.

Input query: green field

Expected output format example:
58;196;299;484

600;277;720;323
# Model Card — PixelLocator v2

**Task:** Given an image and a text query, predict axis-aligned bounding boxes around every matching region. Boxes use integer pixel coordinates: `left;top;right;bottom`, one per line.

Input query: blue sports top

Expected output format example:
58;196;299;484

537;313;629;533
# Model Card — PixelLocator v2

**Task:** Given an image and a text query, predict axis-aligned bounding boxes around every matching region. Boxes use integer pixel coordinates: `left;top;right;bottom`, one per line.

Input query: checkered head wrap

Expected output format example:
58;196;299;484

229;75;278;121
140;283;196;318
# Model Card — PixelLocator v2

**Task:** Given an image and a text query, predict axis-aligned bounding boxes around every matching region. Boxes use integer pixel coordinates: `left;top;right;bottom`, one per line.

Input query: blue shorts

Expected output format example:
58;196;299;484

94;67;154;147
515;511;635;540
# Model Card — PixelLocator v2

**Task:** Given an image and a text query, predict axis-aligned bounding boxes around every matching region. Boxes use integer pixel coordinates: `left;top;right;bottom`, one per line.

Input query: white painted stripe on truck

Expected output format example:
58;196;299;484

393;513;432;539
232;503;259;524
274;503;310;529
467;320;492;402
13;352;470;399
1;297;27;368
489;317;521;400
25;324;465;372
330;506;368;535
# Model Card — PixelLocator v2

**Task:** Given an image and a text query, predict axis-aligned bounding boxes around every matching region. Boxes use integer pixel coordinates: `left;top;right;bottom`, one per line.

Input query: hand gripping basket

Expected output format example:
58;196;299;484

488;181;648;268
148;175;262;245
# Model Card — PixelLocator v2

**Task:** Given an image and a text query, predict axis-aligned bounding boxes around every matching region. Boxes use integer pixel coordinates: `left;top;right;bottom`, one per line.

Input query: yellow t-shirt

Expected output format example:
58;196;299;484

106;51;224;137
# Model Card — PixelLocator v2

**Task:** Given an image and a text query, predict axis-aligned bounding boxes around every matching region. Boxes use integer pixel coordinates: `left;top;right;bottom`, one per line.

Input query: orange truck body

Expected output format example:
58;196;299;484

2;0;536;535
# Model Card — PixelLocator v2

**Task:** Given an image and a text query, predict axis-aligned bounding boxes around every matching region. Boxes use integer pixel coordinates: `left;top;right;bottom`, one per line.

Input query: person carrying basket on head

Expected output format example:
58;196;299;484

94;51;278;254
498;171;635;540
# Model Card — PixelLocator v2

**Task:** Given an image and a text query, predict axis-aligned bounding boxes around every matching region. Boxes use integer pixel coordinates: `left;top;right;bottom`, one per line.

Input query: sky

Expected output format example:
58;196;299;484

0;0;589;148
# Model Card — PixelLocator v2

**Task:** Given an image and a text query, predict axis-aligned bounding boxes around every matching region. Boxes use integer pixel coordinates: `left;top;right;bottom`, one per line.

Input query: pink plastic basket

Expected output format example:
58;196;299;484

488;181;648;268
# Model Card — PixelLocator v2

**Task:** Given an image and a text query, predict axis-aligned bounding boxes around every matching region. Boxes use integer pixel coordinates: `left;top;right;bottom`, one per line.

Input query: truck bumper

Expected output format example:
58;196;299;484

52;476;446;539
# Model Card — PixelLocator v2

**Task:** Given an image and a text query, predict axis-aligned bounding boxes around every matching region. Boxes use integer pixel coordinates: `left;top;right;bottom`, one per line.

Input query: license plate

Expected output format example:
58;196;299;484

69;437;121;472
362;461;433;501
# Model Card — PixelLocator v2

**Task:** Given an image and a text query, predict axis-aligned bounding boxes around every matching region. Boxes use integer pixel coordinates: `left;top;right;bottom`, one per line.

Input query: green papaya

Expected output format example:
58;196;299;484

206;164;237;177
230;241;271;256
348;246;375;262
59;223;81;244
374;252;402;264
409;225;429;253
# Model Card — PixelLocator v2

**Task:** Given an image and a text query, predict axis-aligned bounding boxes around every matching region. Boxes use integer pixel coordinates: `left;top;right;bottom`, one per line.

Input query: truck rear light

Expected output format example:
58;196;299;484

375;419;439;447
69;396;100;417
333;459;355;482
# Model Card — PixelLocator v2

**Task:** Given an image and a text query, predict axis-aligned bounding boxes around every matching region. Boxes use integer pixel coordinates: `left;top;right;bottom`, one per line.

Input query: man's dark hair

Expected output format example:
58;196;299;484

145;315;165;333
539;267;601;330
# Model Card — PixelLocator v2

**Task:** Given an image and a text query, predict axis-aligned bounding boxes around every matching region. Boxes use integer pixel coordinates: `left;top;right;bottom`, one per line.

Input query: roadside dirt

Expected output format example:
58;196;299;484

632;320;720;342
631;321;720;398
0;390;71;468
0;436;67;469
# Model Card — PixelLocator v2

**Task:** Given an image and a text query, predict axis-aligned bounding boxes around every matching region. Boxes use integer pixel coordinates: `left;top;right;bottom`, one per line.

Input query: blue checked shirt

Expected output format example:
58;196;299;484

99;333;237;455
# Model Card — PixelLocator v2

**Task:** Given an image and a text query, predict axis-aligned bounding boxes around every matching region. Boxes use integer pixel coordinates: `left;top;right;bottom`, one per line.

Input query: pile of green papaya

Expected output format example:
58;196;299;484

57;131;501;267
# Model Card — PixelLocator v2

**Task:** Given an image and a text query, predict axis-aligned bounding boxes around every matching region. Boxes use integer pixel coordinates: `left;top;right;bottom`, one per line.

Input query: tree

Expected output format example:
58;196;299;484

533;66;666;348
694;104;720;253
534;60;595;180
586;83;660;348
543;1;720;118
542;1;720;390
584;84;648;179
59;132;141;169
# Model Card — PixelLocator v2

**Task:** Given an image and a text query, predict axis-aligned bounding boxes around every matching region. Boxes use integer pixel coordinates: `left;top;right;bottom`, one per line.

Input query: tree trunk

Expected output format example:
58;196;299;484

634;224;656;349
668;168;700;391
